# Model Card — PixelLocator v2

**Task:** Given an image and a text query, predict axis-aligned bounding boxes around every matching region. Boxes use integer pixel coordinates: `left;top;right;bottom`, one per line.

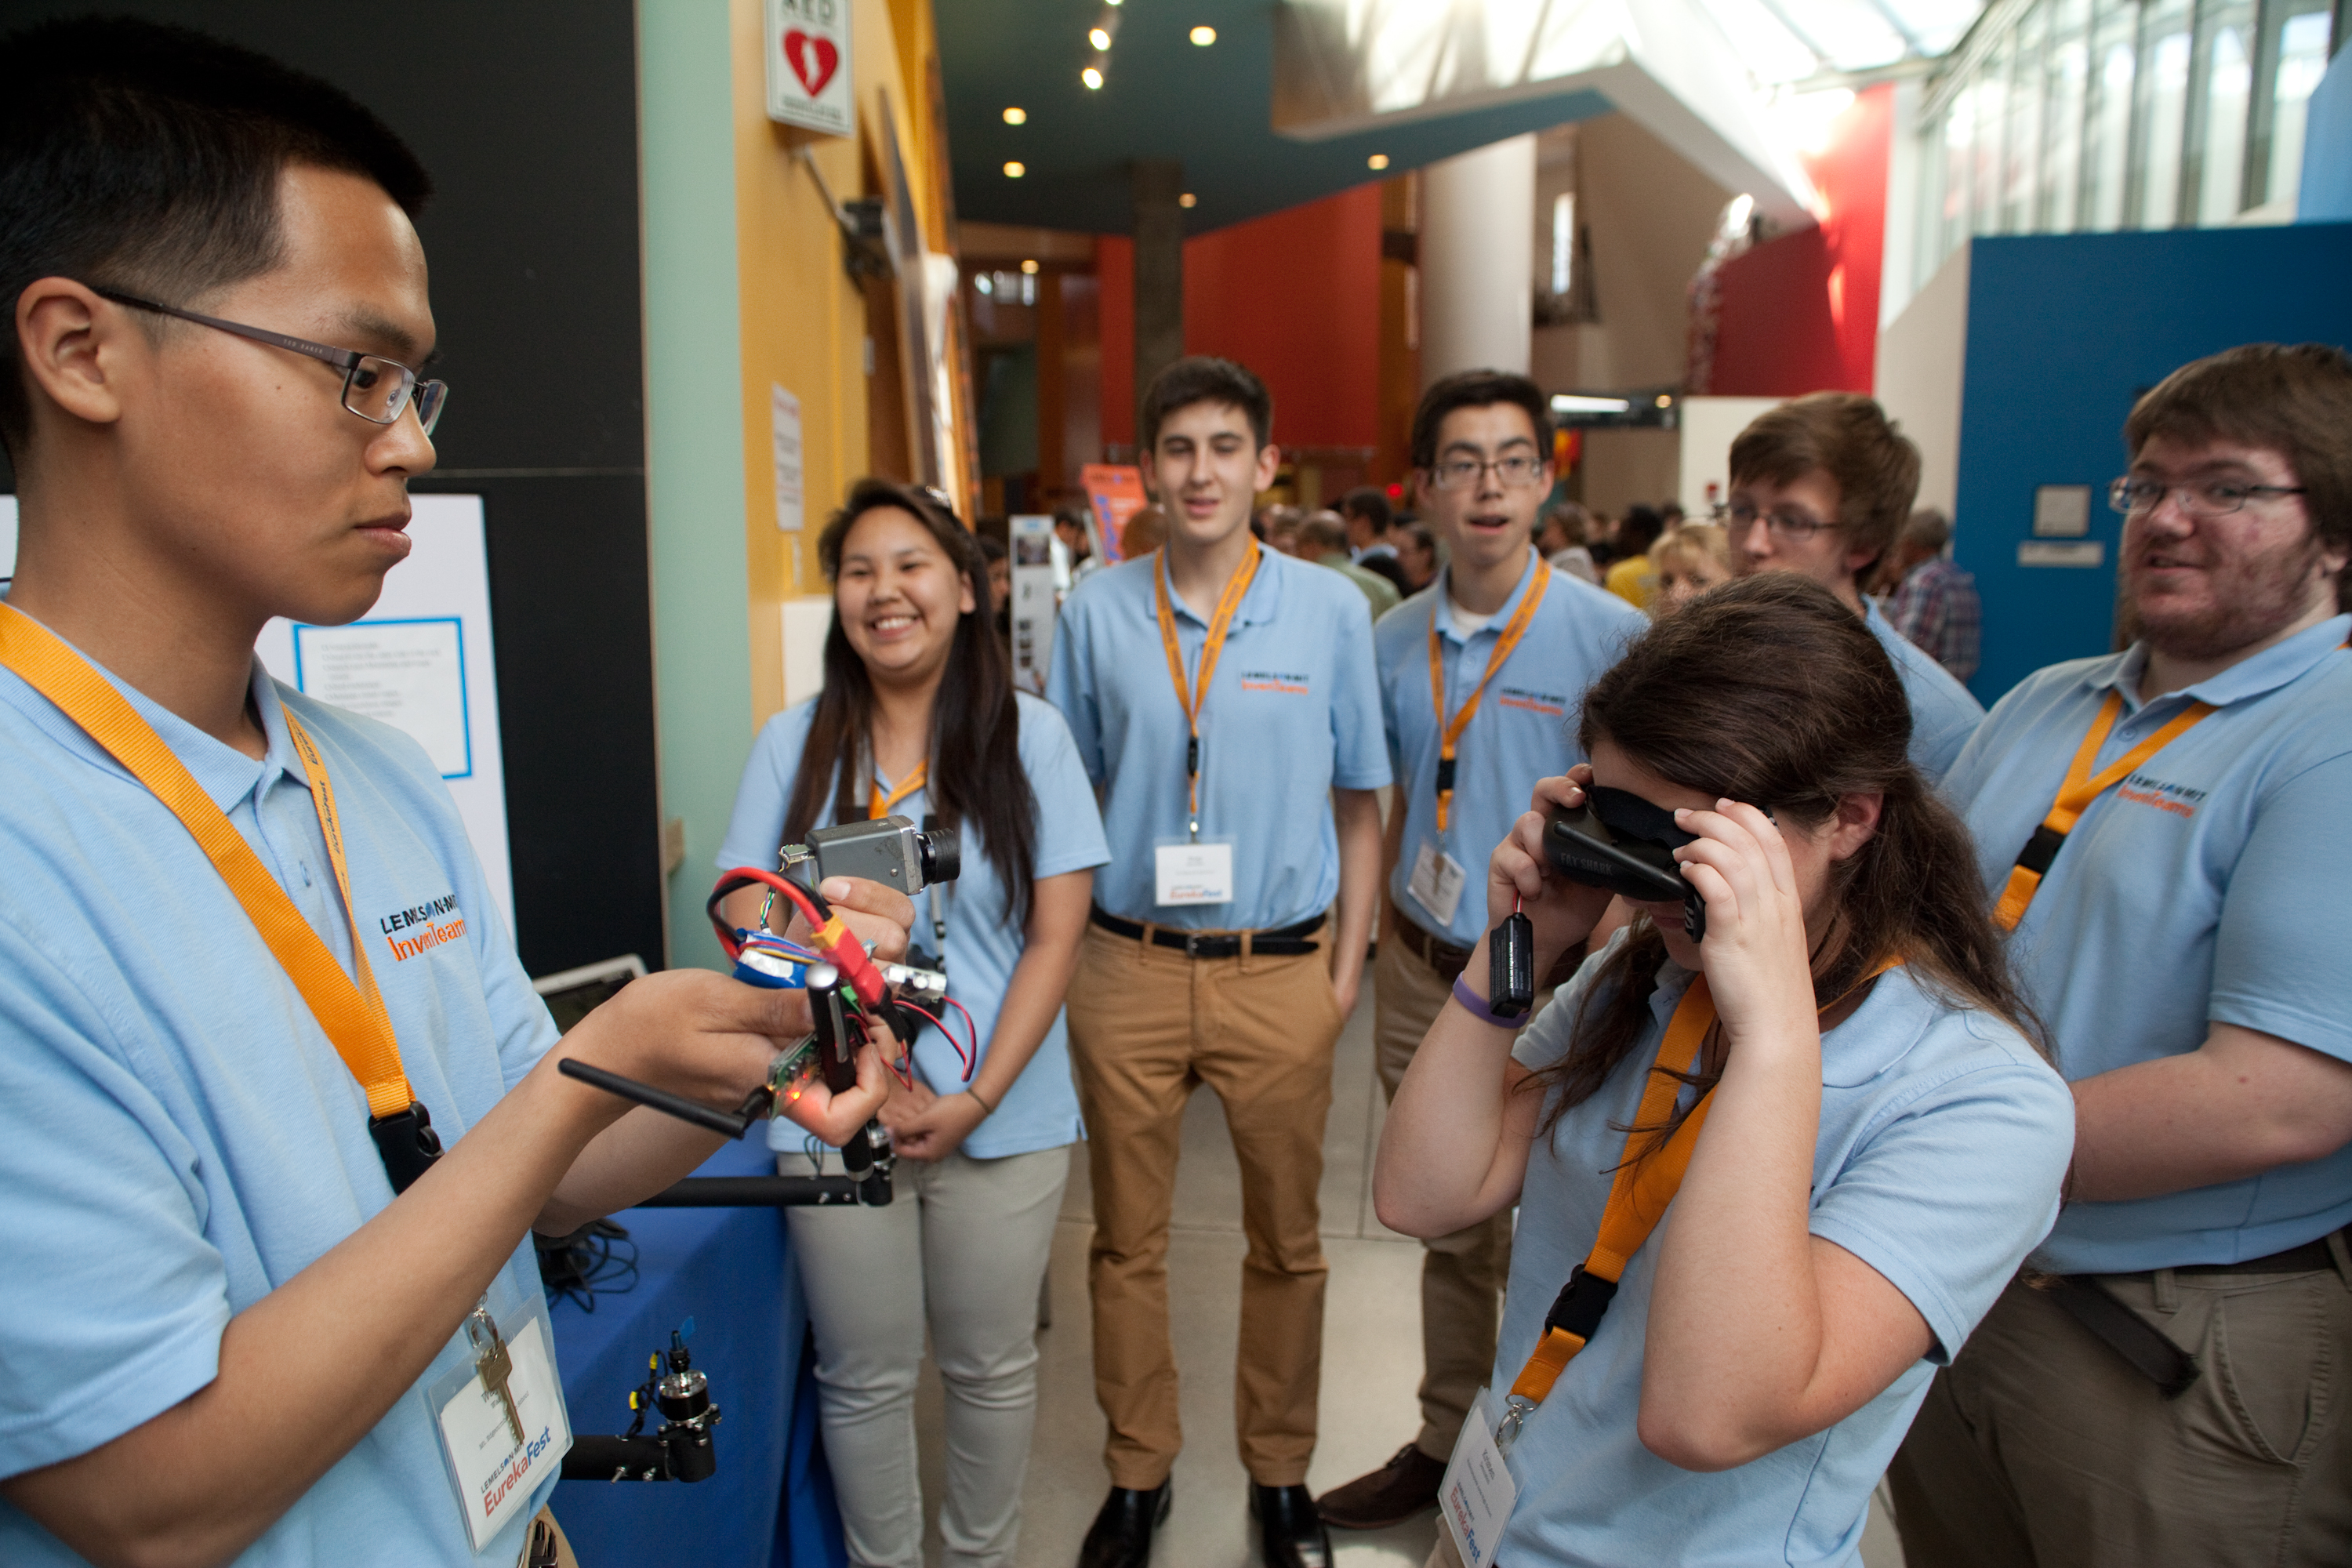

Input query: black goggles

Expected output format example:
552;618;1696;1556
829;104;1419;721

1542;785;1708;942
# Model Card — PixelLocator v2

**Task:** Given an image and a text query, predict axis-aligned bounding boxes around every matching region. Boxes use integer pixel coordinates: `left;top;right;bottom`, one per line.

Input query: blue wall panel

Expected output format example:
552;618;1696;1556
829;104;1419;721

2301;44;2352;223
1951;224;2352;706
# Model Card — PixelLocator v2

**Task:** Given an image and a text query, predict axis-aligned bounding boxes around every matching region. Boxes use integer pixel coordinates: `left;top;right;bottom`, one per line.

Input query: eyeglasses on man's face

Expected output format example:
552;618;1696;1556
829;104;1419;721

2110;476;2305;521
1428;454;1546;492
93;287;447;436
1722;499;1833;543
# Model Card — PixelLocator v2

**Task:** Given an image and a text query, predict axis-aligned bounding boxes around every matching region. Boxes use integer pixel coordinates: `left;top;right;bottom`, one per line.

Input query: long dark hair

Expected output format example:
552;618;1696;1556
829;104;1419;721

782;480;1039;921
1529;572;2042;1134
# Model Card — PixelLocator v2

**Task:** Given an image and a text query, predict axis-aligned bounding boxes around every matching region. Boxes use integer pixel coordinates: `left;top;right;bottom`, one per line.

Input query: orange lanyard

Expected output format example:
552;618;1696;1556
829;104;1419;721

1993;691;2213;931
1428;558;1551;835
0;603;417;1118
869;760;927;821
1152;543;1261;840
1497;955;1902;1451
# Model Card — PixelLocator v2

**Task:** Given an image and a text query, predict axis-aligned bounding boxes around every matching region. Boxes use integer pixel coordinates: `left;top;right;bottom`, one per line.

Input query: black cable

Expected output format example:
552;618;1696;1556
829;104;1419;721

535;1218;639;1312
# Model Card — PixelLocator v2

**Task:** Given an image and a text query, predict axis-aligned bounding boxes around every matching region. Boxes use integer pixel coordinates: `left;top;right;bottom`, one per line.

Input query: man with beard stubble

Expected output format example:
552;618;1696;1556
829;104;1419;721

1888;343;2352;1568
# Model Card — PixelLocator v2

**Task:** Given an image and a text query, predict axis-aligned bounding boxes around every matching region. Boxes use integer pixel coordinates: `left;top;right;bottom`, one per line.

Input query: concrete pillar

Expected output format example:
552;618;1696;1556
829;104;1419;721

1418;135;1536;384
1131;158;1185;445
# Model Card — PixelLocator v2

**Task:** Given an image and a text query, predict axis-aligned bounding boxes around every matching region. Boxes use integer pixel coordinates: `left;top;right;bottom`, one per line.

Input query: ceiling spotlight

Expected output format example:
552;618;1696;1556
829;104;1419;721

1021;259;1041;274
1190;25;1217;45
1654;394;1674;408
1367;153;1391;170
1003;107;1027;125
1004;161;1026;178
1179;192;1198;208
1090;26;1112;49
1082;65;1104;89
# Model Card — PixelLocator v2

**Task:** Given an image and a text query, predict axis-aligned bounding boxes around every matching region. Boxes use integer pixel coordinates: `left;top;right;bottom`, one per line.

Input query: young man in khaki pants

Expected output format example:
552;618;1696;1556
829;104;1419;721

1047;356;1388;1568
1317;371;1640;1530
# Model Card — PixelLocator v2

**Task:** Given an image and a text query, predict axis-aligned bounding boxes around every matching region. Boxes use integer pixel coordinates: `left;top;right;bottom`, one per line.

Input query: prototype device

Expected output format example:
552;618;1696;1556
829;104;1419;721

1541;786;1708;942
559;1320;721;1483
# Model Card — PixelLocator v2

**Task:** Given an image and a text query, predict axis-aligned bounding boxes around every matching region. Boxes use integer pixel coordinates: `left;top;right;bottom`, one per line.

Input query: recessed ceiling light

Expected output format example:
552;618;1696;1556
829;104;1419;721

1003;107;1027;125
1090;27;1112;49
1190;25;1217;45
1082;66;1104;89
1179;192;1198;208
1367;153;1391;170
1004;161;1026;178
1021;259;1041;274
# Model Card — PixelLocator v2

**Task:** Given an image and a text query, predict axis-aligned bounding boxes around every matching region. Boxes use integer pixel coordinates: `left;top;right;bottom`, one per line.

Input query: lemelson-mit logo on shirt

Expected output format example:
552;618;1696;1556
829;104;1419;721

379;892;464;961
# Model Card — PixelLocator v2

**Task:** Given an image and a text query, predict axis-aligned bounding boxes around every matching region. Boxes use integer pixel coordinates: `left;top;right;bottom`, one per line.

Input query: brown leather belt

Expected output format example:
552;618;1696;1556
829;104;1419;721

1388;898;1475;981
1387;899;1584;989
1089;906;1324;957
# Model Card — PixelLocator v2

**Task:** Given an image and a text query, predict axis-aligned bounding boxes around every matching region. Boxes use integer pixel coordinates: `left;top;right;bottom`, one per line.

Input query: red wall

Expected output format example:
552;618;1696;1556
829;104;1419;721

1708;84;1892;396
1094;182;1384;451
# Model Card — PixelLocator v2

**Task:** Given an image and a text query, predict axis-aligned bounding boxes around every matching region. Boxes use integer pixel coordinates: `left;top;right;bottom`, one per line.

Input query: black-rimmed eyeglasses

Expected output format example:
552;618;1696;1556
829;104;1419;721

93;288;446;435
2109;476;2305;520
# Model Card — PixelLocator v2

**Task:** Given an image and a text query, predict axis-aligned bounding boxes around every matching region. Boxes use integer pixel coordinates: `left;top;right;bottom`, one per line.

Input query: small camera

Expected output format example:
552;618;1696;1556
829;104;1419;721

791;815;962;896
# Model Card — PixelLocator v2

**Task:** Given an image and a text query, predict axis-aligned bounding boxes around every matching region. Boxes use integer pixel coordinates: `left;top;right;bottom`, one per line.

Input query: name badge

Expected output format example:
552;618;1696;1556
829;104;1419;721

1406;840;1469;929
1154;840;1235;906
1440;1388;1517;1568
427;1293;572;1553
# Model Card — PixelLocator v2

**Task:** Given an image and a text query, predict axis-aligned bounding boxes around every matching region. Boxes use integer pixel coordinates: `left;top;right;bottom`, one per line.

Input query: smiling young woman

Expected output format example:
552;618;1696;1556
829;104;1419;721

714;478;1109;1568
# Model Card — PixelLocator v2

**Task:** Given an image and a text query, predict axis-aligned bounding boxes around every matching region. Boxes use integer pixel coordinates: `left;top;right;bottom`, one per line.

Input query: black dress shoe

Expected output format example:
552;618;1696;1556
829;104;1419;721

1251;1482;1333;1568
1077;1481;1171;1568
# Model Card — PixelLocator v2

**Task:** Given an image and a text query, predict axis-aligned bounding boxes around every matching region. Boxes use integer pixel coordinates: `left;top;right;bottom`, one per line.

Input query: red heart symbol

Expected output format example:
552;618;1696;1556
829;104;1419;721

783;29;839;99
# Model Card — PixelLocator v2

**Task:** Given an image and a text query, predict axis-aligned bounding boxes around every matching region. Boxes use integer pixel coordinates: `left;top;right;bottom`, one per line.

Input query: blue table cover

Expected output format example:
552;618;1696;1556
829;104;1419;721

549;1137;845;1568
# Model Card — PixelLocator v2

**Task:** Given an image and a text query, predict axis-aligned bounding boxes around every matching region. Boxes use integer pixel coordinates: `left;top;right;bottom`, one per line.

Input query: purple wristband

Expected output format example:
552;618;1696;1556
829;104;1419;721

1450;974;1525;1030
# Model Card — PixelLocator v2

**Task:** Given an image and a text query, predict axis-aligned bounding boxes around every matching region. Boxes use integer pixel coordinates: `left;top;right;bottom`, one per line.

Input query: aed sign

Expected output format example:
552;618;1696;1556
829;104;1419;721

765;0;853;136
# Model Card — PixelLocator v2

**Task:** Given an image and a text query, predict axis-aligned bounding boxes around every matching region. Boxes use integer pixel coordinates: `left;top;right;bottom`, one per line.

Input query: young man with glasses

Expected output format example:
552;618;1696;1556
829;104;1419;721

1725;393;1984;780
1317;371;1641;1533
1887;343;2352;1567
0;22;900;1566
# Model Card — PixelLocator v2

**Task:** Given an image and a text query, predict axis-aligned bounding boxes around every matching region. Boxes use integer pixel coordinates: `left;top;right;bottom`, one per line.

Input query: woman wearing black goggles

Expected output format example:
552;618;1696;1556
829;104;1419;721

1374;574;2074;1568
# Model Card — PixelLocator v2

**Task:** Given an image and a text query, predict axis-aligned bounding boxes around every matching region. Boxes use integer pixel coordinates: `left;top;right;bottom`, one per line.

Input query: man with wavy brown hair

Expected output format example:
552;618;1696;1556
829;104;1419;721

1727;393;1984;780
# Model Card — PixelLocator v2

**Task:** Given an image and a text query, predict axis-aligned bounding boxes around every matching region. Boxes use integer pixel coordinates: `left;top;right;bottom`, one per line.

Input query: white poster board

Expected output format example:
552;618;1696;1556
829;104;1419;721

1008;514;1058;695
255;495;514;934
5;493;513;935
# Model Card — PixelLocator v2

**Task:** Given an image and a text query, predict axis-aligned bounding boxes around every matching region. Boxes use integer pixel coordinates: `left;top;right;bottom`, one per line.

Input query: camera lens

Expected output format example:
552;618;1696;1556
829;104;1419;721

919;825;960;885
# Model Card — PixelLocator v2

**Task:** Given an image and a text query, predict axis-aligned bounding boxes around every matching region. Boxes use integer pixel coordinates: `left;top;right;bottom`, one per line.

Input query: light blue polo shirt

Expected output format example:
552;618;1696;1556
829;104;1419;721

1942;613;2352;1273
718;691;1109;1159
1047;546;1391;931
1375;550;1643;949
1496;941;2072;1566
1864;597;1984;782
0;619;561;1566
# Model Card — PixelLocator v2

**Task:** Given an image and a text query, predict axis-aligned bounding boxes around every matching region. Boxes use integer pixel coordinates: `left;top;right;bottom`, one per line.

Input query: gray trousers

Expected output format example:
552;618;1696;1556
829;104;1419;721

784;1142;1069;1568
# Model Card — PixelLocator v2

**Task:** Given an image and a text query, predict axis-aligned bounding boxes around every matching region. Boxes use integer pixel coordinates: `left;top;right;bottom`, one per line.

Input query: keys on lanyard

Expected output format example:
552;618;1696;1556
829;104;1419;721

469;1302;528;1447
1428;561;1550;836
1153;543;1261;840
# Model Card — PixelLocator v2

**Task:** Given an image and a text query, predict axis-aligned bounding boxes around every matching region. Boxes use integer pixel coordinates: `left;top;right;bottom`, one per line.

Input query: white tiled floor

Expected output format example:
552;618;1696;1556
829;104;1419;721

907;982;1906;1566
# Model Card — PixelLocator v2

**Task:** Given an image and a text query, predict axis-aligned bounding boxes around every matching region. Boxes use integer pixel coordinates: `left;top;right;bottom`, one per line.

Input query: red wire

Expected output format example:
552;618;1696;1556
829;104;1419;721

710;866;888;1008
896;1000;978;1083
942;996;982;1082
